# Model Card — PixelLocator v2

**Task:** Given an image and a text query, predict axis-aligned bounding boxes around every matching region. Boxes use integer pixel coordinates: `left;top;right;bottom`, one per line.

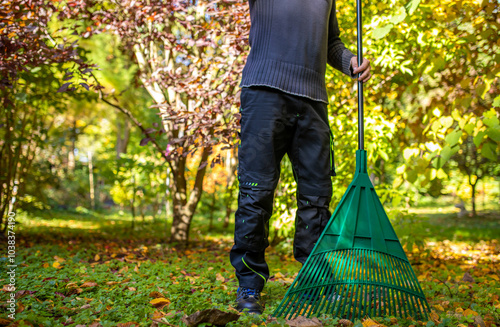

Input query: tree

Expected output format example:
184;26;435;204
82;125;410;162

365;0;499;209
0;0;97;234
75;0;248;245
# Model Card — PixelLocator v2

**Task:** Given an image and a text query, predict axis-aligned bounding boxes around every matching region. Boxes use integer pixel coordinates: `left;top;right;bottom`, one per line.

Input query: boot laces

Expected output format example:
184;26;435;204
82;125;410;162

238;287;260;300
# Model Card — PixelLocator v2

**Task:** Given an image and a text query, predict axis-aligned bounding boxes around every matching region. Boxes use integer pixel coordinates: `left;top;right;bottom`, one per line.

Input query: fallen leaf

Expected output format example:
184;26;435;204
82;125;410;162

106;281;120;285
433;304;445;311
149;291;164;298
150;298;170;309
362;318;379;327
43;263;49;268
430;311;440;323
16;301;25;313
462;272;475;283
152;310;165;319
286;316;323;327
474;315;486;327
338;319;353;326
2;285;14;292
181;309;239;327
94;254;100;261
81;282;98;288
275;272;285;279
216;273;224;282
66;282;78;288
464;308;479;316
52;262;61;268
54;256;65;263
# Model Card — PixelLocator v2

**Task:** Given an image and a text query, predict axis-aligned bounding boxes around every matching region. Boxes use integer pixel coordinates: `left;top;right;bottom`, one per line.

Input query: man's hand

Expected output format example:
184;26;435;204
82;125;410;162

350;57;372;83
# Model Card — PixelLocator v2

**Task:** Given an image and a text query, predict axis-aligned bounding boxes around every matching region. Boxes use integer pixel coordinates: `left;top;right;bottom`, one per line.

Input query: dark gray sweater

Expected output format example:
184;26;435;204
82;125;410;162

240;0;356;103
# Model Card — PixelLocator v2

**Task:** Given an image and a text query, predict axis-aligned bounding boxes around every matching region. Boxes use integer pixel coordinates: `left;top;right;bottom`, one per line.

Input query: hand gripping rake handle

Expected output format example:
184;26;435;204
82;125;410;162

357;0;364;150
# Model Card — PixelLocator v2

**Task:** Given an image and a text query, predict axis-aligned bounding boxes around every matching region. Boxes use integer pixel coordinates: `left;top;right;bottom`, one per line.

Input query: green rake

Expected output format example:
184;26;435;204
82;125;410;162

272;0;430;321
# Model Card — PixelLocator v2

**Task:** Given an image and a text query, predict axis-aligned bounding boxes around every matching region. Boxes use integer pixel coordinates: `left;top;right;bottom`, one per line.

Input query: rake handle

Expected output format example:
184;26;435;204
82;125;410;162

357;0;364;150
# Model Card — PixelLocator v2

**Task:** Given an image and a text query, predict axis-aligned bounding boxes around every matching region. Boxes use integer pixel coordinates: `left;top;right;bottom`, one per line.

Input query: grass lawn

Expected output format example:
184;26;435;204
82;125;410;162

0;202;499;327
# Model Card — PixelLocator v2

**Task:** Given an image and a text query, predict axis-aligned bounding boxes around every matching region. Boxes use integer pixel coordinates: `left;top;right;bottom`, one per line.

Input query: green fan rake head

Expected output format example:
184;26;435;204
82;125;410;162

273;150;430;321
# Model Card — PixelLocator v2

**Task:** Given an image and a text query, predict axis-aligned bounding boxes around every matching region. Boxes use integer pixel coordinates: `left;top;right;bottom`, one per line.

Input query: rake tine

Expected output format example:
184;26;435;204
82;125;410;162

399;261;419;319
322;251;343;315
312;251;334;315
307;253;330;316
388;256;405;318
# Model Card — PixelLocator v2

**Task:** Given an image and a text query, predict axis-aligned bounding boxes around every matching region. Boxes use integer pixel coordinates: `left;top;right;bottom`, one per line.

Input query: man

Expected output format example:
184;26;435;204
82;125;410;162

230;0;372;314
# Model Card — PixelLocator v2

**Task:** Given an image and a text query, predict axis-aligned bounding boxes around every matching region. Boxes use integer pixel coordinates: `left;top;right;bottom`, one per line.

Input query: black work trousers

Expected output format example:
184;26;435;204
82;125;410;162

230;86;334;292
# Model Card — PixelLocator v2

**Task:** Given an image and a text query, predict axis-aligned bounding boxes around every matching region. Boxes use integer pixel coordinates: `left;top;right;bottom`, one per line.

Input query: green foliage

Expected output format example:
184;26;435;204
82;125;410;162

4;208;499;326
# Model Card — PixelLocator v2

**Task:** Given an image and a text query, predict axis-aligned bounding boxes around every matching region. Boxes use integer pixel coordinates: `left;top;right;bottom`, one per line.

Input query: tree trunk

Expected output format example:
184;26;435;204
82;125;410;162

223;149;237;228
68;120;76;171
209;192;216;231
88;150;95;210
140;202;145;223
471;180;477;217
130;175;136;229
169;147;210;245
116;119;130;159
223;183;235;229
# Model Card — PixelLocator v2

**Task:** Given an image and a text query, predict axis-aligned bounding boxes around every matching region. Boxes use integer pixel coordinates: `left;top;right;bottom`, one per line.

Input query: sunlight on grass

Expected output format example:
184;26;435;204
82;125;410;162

17;212;102;230
408;206;458;215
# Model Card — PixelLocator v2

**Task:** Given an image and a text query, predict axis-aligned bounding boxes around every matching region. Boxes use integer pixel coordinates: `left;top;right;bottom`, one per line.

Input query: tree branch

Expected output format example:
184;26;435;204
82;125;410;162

89;72;174;173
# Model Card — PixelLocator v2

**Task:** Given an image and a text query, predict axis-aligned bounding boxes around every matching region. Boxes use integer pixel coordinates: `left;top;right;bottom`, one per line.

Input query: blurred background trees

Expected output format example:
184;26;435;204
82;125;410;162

1;0;498;244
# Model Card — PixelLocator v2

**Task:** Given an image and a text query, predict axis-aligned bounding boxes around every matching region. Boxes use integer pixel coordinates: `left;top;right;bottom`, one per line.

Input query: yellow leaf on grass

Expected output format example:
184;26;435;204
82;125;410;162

52;262;61;269
362;318;379;327
43;263;49;268
150;298;170;310
106;281;120;285
216;273;225;282
54;256;65;263
490;275;499;281
457;324;467;327
430;311;440;322
81;282;98;288
275;272;285;279
152;310;165;319
464;308;479;316
94;254;100;261
434;304;445;311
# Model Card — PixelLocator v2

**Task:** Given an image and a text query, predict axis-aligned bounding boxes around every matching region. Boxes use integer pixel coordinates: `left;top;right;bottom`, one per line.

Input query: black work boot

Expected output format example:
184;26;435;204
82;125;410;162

235;287;263;314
